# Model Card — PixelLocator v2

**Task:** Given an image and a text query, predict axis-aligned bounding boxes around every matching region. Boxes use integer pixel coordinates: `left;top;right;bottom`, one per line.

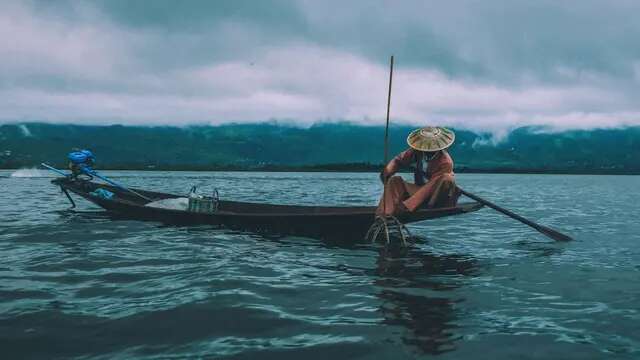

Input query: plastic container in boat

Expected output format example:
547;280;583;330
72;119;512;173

187;187;218;213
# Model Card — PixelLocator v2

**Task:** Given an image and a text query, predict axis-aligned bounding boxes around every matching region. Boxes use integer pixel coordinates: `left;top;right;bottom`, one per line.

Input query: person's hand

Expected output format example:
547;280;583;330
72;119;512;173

379;170;390;184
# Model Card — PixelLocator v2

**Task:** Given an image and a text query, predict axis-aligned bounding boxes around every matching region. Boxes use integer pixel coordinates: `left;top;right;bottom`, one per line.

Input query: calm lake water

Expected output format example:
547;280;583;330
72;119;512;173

1;170;639;359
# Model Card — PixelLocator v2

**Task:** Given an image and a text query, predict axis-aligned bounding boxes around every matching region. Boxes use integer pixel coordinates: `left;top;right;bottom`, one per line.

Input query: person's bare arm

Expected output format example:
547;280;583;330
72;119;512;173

380;148;416;183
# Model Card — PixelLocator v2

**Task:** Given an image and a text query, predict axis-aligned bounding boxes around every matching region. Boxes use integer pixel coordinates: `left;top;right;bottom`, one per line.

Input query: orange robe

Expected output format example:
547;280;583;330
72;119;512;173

376;149;458;216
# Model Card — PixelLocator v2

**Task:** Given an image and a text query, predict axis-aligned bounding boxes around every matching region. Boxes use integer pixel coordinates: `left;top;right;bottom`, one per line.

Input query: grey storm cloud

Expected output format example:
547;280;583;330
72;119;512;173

1;0;640;132
90;0;640;81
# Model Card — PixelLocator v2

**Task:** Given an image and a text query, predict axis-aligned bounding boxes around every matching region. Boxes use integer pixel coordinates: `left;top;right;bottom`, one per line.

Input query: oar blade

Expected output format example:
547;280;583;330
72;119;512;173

538;225;573;242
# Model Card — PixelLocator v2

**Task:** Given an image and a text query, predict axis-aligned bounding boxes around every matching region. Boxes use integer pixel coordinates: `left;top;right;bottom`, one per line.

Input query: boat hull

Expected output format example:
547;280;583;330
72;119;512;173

52;177;483;239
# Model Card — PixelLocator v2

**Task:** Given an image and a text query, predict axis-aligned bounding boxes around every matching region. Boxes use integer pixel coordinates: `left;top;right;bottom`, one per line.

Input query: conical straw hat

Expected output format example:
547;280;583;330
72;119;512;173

406;126;455;152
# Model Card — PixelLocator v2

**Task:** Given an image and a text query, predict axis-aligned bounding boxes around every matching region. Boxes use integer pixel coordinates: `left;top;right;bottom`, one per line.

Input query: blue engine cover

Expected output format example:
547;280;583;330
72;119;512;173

68;150;95;164
80;149;94;159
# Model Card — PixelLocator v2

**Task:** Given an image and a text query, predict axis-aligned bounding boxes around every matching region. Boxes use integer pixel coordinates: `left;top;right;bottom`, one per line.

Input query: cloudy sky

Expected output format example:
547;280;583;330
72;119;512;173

2;0;640;132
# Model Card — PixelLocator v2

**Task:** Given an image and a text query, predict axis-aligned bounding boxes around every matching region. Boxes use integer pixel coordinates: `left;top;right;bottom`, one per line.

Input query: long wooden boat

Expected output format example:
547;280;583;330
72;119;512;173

52;177;483;239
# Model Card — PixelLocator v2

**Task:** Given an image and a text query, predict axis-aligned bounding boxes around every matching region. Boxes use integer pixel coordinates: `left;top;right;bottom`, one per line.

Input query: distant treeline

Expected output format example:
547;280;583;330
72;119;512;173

8;163;636;175
1;122;639;175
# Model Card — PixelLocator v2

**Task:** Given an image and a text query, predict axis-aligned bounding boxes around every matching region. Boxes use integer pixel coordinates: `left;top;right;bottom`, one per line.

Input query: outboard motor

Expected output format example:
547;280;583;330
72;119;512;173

68;149;95;179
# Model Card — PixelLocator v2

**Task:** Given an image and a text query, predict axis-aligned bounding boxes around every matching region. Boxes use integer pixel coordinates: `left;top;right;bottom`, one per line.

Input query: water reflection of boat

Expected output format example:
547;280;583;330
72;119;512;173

51;177;483;239
374;246;481;355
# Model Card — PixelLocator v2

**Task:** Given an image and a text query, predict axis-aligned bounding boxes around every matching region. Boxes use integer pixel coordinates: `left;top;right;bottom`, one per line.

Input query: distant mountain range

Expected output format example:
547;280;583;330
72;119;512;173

1;122;639;174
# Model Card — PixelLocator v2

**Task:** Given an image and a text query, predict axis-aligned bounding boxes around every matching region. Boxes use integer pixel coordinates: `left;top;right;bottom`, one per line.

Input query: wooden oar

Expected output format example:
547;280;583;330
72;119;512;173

459;188;573;242
84;168;153;202
42;162;152;202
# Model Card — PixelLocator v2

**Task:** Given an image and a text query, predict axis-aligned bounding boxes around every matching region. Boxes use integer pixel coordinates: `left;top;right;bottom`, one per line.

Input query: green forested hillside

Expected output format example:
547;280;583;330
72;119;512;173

1;123;638;174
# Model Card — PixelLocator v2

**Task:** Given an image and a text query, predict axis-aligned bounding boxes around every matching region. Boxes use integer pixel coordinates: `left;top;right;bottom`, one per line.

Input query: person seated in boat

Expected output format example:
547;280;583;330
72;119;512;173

376;126;459;216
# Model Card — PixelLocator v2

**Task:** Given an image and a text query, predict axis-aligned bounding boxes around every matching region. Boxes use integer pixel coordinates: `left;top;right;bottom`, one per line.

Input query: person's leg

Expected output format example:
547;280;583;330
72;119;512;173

427;174;458;208
402;174;457;211
376;176;409;216
402;180;436;212
403;182;421;196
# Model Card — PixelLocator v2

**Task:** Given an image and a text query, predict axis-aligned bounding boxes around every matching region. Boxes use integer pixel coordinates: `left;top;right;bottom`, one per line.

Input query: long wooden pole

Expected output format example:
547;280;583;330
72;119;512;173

381;55;394;215
384;55;394;164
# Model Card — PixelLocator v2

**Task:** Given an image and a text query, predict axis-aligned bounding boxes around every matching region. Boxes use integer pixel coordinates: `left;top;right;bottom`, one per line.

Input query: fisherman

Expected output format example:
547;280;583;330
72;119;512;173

377;126;459;216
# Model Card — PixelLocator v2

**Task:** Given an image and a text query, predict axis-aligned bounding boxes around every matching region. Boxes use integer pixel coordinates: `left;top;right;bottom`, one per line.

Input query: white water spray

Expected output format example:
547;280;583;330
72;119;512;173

10;168;49;178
